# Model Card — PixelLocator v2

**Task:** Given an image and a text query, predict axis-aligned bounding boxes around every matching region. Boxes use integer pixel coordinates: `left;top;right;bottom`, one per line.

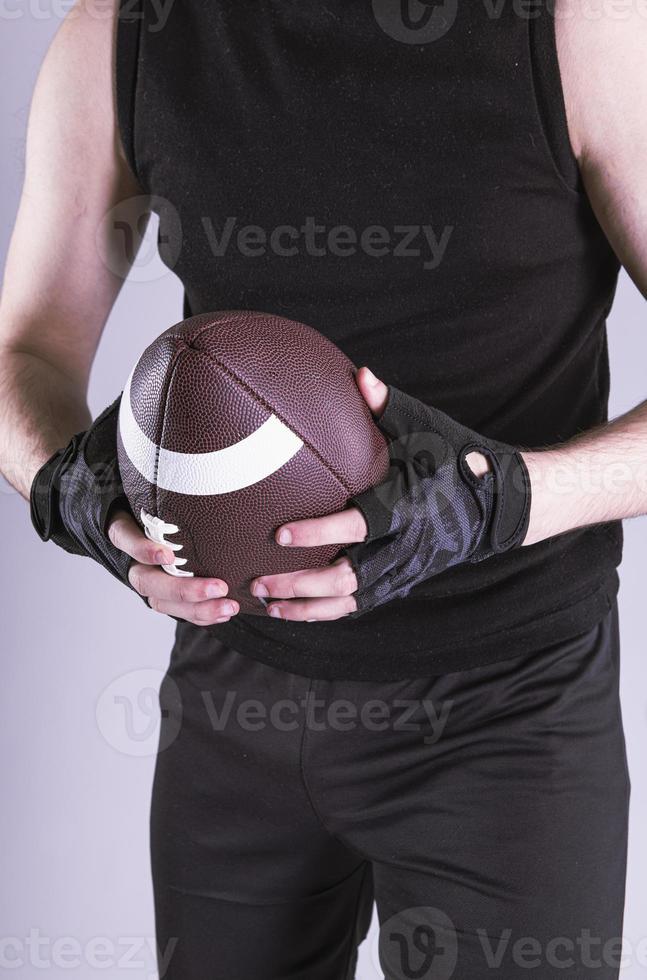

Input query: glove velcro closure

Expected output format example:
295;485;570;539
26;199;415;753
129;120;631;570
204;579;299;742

459;443;532;557
30;434;83;550
29;396;137;589
351;385;532;557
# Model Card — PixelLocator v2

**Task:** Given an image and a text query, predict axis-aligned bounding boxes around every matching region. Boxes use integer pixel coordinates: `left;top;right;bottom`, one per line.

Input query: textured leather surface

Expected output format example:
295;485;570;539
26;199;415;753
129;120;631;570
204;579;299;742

117;311;389;613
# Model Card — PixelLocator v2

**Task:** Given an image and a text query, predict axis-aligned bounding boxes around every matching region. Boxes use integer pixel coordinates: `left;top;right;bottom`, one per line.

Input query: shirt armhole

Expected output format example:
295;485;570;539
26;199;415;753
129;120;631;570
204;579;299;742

528;3;582;196
114;0;143;187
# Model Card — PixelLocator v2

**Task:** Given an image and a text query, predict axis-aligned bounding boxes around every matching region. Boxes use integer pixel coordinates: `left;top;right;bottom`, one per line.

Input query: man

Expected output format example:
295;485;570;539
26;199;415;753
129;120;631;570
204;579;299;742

0;0;644;976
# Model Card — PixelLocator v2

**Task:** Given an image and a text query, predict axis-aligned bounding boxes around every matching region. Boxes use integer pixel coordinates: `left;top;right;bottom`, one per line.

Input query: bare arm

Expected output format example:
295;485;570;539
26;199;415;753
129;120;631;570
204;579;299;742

0;0;145;498
0;2;237;624
522;2;647;545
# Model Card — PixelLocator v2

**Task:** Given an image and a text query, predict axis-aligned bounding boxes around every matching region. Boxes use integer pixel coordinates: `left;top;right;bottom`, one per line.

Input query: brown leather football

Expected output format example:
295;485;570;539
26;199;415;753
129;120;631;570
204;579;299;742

117;311;390;614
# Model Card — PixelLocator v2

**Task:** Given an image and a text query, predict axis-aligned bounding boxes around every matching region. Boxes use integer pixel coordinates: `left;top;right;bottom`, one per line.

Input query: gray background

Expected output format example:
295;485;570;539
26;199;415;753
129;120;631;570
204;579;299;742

1;14;645;978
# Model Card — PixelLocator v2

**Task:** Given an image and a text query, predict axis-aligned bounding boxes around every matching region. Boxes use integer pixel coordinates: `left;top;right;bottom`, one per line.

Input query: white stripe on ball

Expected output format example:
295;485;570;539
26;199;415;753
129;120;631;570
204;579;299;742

119;369;304;496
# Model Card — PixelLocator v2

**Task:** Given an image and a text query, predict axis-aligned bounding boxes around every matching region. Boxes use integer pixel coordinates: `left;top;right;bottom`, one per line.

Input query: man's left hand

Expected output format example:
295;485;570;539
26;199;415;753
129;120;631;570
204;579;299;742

250;368;532;622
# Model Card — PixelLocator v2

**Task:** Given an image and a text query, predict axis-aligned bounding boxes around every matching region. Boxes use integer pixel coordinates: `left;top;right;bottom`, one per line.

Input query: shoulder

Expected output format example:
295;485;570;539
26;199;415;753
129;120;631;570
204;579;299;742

35;0;135;175
554;0;647;161
554;0;647;292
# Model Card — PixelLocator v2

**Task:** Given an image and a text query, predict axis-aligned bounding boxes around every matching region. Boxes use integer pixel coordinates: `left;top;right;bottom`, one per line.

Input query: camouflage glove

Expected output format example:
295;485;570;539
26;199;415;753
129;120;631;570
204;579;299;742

344;386;531;615
30;397;133;586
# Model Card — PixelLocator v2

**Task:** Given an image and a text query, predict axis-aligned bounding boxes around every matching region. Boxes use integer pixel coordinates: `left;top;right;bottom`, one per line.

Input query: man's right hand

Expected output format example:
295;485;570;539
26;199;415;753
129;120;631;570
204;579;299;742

108;510;239;626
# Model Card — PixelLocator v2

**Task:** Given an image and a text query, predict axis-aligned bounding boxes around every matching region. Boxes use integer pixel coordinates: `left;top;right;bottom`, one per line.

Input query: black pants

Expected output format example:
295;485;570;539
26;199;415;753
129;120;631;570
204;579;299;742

151;604;630;979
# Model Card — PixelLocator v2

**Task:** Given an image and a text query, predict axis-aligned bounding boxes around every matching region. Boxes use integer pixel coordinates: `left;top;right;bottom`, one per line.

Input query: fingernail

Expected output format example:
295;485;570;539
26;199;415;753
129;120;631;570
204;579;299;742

155;550;171;564
277;528;292;546
206;583;226;598
268;605;282;619
223;601;237;616
252;582;269;598
363;367;379;387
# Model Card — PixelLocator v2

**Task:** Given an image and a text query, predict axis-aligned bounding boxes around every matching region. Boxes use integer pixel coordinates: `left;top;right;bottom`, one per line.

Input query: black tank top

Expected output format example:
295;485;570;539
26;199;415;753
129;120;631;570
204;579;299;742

116;0;622;680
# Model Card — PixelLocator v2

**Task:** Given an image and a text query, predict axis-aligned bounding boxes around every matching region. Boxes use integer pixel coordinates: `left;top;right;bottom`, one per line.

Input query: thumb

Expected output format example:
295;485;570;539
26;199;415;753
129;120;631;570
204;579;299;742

356;366;389;417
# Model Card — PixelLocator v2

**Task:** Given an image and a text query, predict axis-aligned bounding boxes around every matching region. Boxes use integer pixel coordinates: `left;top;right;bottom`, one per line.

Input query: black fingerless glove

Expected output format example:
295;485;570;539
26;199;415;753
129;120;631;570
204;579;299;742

344;386;532;615
30;397;133;585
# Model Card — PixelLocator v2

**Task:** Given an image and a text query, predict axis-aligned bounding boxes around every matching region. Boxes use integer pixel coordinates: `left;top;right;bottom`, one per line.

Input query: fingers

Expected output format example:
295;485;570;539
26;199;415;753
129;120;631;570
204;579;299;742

251;557;357;601
264;594;358;622
129;563;238;625
273;371;385;552
465;450;492;478
112;510;237;625
250;557;358;622
355;366;389;416
276;507;367;548
108;509;175;566
128;562;229;604
147;595;238;626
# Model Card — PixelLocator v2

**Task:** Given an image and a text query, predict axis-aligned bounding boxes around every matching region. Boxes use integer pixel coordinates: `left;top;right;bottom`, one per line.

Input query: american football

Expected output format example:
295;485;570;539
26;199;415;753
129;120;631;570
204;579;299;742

117;310;390;614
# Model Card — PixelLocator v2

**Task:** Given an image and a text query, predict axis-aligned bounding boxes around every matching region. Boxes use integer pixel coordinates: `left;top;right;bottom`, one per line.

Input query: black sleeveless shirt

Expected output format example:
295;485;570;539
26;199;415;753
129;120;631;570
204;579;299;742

116;0;622;680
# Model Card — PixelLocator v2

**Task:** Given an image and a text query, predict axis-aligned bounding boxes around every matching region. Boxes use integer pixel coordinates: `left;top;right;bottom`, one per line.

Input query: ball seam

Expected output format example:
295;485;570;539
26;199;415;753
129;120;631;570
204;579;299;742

187;344;355;498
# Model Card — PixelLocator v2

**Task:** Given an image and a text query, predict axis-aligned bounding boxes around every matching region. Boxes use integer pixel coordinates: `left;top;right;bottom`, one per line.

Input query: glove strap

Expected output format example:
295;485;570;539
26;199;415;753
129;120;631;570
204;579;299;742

461;443;532;557
30;436;82;543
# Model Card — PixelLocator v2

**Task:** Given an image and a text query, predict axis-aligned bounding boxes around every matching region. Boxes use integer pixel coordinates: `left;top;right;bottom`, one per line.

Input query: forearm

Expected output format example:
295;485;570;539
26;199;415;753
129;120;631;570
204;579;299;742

0;343;90;500
522;400;647;546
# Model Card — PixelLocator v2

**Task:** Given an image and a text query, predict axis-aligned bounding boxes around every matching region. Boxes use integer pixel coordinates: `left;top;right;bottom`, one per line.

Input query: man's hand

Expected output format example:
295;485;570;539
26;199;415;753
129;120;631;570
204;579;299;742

250;368;529;622
30;395;240;626
108;510;239;626
248;368;384;622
